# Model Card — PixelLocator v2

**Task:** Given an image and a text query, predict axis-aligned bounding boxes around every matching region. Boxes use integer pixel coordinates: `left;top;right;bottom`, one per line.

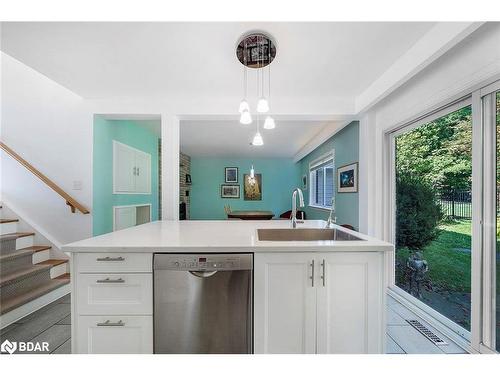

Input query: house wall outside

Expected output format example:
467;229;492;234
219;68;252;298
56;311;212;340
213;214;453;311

297;121;360;228
92;116;159;236
189;158;300;220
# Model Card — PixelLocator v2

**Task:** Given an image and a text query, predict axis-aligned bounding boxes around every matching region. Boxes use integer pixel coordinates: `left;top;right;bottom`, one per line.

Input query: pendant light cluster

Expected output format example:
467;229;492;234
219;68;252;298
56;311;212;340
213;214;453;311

236;32;277;146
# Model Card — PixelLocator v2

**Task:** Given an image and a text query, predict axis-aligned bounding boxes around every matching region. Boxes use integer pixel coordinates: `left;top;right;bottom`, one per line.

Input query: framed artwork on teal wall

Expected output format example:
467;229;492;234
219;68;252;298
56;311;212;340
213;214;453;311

225;167;238;183
244;174;262;200
221;184;240;198
337;162;358;193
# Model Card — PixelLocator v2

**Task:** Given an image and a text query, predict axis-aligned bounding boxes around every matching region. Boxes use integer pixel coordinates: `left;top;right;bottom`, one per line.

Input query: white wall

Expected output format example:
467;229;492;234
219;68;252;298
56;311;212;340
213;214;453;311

358;22;500;239
1;53;92;244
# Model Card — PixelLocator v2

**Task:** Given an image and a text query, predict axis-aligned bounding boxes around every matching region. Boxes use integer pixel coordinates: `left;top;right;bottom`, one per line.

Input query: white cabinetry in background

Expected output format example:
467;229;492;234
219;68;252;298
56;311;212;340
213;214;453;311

113;140;151;194
254;252;385;354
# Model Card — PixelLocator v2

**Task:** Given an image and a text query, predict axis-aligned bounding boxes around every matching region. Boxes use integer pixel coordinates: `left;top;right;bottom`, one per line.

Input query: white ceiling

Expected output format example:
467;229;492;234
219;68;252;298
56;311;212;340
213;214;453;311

180;119;328;158
0;22;435;100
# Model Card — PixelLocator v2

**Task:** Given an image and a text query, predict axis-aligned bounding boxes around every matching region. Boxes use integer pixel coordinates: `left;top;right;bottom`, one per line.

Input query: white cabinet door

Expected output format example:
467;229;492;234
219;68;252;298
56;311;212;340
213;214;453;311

113;141;136;193
76;315;153;354
134;150;151;194
254;253;316;354
76;273;153;315
114;206;137;231
316;252;384;354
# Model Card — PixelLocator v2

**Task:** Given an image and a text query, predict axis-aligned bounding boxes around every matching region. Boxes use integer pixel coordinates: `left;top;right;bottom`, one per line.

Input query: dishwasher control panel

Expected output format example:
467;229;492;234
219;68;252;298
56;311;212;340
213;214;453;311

154;253;253;271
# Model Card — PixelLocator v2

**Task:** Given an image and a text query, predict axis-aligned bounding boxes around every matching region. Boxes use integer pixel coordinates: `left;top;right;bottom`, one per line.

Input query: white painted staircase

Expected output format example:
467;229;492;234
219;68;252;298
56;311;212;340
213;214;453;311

0;205;70;327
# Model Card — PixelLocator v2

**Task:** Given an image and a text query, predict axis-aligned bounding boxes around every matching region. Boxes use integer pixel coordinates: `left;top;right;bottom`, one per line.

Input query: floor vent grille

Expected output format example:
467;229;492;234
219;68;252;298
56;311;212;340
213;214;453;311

406;319;448;346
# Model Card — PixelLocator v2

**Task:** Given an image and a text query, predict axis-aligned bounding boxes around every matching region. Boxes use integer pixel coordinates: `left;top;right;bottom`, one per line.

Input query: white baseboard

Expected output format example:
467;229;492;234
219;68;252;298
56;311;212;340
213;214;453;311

0;284;70;329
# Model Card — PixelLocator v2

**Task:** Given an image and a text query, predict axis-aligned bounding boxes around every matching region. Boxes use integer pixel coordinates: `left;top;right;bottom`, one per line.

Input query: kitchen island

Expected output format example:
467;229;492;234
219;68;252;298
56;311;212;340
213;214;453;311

63;220;393;354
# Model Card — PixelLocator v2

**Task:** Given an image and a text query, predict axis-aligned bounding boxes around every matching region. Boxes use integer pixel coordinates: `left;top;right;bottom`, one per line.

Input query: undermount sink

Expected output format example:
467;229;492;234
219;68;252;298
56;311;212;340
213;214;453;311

257;228;364;242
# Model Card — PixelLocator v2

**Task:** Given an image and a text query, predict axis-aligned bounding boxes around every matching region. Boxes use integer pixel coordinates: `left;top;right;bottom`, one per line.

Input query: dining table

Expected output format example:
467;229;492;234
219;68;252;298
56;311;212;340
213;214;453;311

227;210;275;220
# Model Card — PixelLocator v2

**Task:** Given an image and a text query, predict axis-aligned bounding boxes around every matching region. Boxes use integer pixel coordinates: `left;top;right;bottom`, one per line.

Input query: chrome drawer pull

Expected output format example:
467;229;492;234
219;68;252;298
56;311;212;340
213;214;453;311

96;256;125;262
96;277;125;283
321;259;326;287
96;320;125;327
310;260;315;287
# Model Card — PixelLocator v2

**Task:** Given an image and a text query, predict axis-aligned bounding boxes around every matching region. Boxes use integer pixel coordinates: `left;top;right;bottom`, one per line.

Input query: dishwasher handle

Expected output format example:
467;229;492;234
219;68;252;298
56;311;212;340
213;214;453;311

189;270;218;278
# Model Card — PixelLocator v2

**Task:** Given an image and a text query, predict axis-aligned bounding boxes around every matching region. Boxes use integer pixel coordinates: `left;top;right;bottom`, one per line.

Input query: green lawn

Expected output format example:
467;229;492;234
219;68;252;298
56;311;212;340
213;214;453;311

397;219;500;293
396;219;472;293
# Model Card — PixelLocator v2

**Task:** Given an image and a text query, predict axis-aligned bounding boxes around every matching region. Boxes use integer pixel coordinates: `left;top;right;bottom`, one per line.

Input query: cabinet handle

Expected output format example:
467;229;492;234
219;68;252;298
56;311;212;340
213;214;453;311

321;259;326;287
133;167;137;176
96;277;125;283
137;167;140;175
96;256;125;262
310;260;315;287
96;320;125;327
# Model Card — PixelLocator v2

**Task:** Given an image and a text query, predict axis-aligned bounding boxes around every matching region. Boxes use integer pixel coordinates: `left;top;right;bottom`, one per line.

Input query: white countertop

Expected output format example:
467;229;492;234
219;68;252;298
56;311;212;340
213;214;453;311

62;220;394;253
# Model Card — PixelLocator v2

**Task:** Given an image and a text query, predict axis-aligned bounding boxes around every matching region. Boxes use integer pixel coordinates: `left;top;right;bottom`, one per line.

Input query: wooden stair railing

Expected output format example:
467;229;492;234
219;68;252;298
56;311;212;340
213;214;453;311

0;141;90;214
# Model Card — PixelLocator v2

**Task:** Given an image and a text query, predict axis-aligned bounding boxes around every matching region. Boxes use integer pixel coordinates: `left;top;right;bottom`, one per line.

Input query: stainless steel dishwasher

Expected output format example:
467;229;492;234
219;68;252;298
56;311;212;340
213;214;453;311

153;253;253;354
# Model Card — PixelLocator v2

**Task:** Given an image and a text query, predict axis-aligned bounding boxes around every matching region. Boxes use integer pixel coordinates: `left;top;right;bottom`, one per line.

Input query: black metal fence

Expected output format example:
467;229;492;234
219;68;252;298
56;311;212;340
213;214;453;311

439;190;472;219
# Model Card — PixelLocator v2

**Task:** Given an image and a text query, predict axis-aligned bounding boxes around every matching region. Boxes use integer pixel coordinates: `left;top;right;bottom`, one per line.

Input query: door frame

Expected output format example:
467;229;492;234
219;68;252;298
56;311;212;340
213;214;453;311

475;80;500;352
383;79;500;353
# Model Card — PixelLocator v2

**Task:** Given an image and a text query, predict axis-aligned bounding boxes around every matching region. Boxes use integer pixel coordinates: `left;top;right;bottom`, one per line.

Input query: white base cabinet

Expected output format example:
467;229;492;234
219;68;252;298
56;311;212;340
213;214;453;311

254;252;385;354
71;253;153;354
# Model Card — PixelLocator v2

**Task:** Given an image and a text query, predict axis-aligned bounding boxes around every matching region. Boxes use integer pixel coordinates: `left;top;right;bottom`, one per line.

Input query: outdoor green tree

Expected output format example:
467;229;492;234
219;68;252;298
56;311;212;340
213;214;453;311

396;106;472;192
396;174;443;250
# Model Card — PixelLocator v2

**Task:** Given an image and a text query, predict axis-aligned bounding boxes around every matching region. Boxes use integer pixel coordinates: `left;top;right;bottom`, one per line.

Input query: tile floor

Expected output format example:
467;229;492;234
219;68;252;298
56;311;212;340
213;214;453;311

0;293;468;354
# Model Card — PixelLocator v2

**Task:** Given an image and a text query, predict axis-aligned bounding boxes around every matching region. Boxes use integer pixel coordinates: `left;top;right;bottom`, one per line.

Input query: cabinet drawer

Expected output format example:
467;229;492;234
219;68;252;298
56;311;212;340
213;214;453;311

76;273;152;315
76;253;152;273
76;315;152;354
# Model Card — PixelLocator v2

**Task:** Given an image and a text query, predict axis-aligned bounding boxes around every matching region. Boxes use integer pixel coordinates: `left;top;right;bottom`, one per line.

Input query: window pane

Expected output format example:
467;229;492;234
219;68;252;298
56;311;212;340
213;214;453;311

496;91;499;352
395;105;472;331
325;166;334;207
316;168;324;205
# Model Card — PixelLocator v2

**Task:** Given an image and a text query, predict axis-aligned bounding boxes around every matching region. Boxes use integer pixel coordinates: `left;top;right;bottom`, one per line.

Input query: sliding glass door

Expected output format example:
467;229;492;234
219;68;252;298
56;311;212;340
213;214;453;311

388;80;500;351
496;90;499;352
393;102;473;333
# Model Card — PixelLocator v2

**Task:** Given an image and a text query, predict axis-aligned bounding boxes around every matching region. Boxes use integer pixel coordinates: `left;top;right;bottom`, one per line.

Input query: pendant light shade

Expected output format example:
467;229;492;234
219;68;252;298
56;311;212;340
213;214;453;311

238;99;249;113
252;131;264;146
256;97;269;113
263;115;275;129
240;110;252;125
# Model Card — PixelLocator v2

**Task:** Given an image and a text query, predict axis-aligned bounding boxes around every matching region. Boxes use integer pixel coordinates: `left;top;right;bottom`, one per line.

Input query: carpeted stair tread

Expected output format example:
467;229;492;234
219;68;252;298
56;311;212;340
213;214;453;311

0;232;35;241
0;263;52;287
0;248;34;262
0;278;69;315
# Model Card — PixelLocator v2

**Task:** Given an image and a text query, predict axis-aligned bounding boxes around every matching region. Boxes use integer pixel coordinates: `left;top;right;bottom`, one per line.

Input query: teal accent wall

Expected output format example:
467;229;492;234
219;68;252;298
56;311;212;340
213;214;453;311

189;158;300;220
297;121;359;228
93;117;159;236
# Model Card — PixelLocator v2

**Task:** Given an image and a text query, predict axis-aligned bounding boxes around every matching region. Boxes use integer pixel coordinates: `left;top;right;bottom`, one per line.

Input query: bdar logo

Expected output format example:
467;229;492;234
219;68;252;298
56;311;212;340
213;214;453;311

1;339;17;354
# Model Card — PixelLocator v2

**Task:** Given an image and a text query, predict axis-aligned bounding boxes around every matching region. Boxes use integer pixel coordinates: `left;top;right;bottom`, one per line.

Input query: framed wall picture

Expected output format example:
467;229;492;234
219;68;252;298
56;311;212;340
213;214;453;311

337;162;358;193
225;167;238;183
302;174;307;190
243;174;262;200
220;184;240;199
